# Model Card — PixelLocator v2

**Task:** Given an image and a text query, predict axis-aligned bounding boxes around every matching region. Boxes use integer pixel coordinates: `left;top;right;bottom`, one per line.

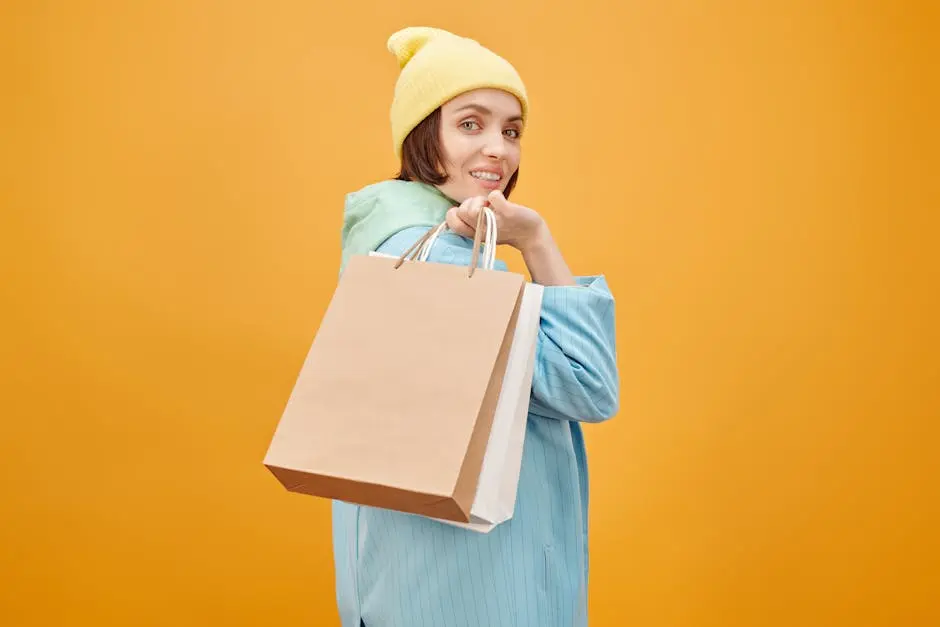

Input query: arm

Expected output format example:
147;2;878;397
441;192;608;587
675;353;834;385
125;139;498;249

520;228;620;422
527;274;619;423
376;226;620;424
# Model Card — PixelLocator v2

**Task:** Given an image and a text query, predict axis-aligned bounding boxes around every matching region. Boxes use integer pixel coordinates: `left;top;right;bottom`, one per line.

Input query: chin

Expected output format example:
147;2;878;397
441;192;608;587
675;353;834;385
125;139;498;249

467;178;504;197
439;179;504;204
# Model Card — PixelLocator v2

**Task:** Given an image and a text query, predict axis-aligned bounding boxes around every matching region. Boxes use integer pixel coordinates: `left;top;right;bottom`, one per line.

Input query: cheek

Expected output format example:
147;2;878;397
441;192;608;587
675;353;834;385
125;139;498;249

508;146;522;172
440;134;475;168
442;160;466;183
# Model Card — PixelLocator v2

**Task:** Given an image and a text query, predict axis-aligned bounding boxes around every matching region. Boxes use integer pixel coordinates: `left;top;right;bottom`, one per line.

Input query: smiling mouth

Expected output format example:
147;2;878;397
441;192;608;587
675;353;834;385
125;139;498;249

470;170;501;181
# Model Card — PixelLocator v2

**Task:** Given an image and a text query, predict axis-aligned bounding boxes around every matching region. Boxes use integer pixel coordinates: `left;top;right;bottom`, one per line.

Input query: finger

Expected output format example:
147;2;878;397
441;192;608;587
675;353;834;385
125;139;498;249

457;196;486;227
446;207;475;238
455;198;474;226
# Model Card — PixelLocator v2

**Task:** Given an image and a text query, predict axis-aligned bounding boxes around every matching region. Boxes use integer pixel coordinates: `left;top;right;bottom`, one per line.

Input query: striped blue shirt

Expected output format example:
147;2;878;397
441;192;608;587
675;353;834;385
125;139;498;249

332;226;620;627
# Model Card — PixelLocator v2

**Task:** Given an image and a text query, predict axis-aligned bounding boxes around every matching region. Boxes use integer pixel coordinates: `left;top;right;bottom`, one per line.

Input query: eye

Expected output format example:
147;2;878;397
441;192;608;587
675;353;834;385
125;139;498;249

459;119;481;131
503;128;521;140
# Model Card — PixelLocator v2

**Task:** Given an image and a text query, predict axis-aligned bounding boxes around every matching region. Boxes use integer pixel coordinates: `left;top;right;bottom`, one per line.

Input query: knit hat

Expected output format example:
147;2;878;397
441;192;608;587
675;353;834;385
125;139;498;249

387;26;529;159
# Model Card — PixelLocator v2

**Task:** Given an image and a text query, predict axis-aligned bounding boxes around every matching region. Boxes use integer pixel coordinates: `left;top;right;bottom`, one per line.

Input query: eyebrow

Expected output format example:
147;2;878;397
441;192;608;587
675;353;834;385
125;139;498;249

454;104;524;124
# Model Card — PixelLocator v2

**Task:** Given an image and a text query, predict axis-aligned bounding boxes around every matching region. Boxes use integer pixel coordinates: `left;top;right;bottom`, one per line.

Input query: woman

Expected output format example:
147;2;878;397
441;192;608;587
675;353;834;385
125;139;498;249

335;26;620;627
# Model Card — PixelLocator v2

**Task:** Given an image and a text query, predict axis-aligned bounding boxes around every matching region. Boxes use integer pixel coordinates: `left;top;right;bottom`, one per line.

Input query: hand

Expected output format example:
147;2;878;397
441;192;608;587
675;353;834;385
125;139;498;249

445;191;577;285
445;191;547;253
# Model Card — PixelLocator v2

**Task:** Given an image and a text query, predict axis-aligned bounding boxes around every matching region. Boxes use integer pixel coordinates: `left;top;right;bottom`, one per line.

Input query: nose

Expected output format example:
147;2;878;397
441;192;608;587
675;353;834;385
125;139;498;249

481;130;508;160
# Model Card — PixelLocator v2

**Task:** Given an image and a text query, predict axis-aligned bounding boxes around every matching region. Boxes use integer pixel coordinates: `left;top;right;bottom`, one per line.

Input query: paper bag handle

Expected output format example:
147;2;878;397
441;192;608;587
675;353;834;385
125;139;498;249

393;204;497;277
420;208;496;270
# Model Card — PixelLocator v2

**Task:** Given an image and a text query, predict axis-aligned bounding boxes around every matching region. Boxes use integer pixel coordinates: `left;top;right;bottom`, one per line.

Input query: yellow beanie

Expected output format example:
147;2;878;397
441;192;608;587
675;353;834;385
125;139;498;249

387;26;529;159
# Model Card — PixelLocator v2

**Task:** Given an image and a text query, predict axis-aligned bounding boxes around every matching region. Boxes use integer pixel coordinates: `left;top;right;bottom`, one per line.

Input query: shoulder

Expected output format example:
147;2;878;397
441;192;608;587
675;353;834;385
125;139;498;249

345;179;428;207
342;180;434;242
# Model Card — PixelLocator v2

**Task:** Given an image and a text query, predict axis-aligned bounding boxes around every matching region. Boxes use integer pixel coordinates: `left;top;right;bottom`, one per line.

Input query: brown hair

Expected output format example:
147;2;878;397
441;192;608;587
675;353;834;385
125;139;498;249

395;107;519;199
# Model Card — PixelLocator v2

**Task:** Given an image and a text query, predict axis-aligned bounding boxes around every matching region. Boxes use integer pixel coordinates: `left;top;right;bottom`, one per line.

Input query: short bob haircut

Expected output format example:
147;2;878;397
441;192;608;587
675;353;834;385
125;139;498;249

395;107;519;199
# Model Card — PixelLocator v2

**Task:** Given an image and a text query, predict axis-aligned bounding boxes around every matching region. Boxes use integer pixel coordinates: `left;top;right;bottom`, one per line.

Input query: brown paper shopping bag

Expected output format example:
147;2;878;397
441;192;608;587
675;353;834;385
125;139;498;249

264;210;525;523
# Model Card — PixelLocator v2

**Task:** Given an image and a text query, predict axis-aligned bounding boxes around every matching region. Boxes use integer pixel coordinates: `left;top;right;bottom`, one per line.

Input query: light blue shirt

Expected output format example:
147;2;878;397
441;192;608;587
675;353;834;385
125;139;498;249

332;226;620;627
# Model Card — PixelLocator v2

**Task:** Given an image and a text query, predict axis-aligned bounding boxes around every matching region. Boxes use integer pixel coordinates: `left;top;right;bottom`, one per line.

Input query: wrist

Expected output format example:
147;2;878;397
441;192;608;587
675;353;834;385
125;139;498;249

518;222;552;257
517;221;577;286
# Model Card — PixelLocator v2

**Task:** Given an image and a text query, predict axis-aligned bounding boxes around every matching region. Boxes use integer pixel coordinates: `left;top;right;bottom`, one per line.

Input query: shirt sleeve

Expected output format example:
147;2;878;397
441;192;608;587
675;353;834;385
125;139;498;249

526;275;619;423
375;226;620;424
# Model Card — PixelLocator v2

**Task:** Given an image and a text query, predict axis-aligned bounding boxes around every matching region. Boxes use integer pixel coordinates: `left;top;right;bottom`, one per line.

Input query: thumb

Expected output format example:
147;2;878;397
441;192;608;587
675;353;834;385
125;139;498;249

487;190;510;211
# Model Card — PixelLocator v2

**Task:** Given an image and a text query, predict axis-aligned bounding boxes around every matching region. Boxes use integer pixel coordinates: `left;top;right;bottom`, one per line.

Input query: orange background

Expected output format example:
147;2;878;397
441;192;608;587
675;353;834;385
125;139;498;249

2;1;938;625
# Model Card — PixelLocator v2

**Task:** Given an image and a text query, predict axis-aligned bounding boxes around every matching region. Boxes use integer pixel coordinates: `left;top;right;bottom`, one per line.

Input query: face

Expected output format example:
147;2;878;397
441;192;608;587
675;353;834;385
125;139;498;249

435;88;524;203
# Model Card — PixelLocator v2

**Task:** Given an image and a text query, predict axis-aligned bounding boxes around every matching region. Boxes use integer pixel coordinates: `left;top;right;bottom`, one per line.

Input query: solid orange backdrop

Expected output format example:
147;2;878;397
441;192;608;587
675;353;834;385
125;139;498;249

2;1;937;626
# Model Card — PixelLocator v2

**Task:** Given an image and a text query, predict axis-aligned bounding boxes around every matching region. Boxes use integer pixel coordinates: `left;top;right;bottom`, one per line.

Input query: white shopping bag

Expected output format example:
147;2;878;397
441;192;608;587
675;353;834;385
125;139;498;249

369;210;541;532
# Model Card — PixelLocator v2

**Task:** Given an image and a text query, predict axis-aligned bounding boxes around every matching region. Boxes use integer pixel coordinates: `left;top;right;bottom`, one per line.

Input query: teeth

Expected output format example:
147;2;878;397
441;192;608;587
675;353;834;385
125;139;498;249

471;171;500;181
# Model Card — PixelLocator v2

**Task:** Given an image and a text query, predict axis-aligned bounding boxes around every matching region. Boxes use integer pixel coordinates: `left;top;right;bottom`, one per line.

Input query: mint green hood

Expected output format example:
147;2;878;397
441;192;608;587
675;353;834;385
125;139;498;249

340;180;455;273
